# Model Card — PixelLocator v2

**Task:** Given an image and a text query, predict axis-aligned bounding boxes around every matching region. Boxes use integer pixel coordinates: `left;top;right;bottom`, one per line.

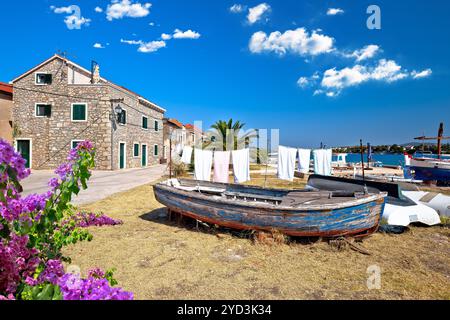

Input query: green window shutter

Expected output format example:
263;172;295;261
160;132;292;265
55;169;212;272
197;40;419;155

134;144;139;157
142;117;148;129
154;120;159;131
72;141;82;149
154;145;158;156
36;104;51;117
72;104;87;121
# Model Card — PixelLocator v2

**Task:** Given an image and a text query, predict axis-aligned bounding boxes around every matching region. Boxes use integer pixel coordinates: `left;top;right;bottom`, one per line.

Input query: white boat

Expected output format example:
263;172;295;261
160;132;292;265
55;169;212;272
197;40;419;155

402;191;450;217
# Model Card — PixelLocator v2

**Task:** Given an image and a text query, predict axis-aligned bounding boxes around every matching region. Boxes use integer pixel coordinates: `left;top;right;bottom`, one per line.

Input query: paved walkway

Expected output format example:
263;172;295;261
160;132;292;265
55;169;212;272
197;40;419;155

22;165;167;205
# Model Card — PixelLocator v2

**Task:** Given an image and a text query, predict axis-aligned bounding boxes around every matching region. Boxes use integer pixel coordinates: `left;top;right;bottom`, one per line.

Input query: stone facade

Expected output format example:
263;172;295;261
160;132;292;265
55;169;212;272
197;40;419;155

0;83;13;143
12;55;165;170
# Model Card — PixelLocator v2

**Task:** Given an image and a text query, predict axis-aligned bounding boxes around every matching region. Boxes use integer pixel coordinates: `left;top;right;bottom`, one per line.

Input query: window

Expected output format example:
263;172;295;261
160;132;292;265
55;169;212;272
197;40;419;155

142;116;148;129
71;140;84;149
35;104;51;117
154;120;159;131
154;144;159;156
133;143;139;157
118;109;127;125
35;73;52;85
71;103;87;121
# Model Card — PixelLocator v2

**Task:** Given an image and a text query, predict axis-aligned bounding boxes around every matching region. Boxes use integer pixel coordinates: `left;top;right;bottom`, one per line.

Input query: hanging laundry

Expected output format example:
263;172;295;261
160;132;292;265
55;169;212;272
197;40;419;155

313;149;332;176
194;149;213;181
213;151;231;183
232;148;250;183
181;146;193;164
278;146;298;181
297;148;311;174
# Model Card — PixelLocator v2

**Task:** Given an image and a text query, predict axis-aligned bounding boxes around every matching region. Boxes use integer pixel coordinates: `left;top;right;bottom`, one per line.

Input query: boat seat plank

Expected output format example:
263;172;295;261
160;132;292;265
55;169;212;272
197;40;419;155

223;191;283;202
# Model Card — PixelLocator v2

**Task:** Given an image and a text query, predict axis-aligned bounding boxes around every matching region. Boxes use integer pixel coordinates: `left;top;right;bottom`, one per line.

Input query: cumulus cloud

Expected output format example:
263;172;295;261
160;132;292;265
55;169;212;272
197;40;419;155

249;28;334;56
318;59;411;96
347;44;381;62
50;5;91;29
95;6;103;13
172;29;201;39
229;4;246;13
93;43;105;49
247;3;271;24
161;33;172;40
412;68;432;79
121;38;166;53
106;0;151;21
327;8;344;16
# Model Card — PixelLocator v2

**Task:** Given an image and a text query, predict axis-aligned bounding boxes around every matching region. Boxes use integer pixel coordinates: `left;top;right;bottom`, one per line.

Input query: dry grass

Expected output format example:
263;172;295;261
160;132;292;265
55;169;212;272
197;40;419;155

63;174;450;300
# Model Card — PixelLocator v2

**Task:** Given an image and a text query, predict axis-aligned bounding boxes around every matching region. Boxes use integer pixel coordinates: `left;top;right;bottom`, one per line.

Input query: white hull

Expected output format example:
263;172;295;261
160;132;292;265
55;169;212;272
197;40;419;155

403;191;450;217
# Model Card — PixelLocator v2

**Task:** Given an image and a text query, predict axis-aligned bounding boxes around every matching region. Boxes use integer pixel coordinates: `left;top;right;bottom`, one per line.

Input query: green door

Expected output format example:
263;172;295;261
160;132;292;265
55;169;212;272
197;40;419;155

16;140;31;169
142;145;147;167
119;143;125;169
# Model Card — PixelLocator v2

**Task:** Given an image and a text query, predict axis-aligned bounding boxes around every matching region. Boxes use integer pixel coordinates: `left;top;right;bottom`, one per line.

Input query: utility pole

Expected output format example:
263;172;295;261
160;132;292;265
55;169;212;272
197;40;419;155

360;139;365;181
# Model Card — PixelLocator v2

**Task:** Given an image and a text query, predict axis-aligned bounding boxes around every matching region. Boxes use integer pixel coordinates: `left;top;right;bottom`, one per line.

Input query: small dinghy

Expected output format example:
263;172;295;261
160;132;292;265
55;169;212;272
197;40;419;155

153;179;387;238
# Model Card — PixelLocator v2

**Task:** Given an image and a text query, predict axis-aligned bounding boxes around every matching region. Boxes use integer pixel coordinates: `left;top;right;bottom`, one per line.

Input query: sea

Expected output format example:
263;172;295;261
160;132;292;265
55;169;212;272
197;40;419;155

342;153;450;166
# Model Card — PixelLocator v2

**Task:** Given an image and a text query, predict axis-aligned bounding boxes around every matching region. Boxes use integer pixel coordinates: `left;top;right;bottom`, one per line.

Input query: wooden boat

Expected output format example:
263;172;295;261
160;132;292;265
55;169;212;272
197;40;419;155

153;178;387;238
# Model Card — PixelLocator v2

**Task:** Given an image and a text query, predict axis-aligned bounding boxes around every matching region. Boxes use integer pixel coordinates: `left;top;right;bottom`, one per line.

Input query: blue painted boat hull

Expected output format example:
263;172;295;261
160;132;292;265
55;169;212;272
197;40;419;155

154;180;386;238
409;166;450;182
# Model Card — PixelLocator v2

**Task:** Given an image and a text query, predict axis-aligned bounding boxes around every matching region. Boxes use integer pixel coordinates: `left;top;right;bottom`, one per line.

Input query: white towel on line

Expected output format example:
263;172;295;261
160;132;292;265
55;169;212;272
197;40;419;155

232;148;250;183
297;148;311;174
194;149;213;181
313;149;332;176
181;146;193;164
213;151;231;183
277;146;298;181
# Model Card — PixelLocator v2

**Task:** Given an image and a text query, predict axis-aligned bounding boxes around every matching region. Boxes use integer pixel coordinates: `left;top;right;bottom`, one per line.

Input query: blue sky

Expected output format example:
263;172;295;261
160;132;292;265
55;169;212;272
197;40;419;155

1;0;449;148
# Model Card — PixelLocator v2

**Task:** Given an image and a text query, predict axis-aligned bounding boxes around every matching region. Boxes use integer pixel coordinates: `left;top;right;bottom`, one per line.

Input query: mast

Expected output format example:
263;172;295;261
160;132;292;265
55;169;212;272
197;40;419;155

414;122;450;159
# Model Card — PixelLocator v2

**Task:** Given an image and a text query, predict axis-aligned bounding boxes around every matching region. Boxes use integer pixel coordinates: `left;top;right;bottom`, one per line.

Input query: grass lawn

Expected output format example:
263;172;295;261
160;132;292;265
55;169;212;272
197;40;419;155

63;174;450;300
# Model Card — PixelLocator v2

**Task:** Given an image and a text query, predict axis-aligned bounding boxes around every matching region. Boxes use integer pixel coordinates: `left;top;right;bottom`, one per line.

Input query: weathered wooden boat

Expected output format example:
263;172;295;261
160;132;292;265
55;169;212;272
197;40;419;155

153;178;387;238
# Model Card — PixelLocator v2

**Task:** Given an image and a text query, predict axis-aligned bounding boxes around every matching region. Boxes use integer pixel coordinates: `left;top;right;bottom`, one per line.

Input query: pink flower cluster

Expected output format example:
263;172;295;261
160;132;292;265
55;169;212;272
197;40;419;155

0;139;133;300
64;212;123;228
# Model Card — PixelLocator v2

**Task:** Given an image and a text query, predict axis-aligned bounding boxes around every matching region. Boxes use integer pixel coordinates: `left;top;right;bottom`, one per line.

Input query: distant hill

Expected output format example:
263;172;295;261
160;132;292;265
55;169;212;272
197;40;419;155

400;142;436;147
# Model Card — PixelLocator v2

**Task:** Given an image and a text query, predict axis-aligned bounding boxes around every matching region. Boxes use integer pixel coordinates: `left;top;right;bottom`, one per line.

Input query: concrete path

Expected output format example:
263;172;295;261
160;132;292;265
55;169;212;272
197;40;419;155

21;165;168;205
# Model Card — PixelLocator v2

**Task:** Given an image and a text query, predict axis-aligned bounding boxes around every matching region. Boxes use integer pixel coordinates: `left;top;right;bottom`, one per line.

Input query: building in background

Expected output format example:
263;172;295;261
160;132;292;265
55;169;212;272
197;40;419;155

11;54;165;170
0;82;13;143
162;118;185;163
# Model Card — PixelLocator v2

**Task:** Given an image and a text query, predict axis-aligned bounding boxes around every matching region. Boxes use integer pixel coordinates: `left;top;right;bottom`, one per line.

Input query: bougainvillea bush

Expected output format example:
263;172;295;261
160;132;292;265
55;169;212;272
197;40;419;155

0;139;133;300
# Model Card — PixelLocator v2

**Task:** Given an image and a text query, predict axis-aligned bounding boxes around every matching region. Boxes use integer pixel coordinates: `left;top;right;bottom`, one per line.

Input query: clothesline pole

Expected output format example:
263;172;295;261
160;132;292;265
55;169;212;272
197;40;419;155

169;135;173;179
360;139;365;181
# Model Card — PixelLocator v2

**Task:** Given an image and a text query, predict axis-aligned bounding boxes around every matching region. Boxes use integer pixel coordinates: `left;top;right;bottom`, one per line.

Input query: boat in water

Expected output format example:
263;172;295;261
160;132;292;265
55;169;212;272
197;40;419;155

153;178;387;238
306;174;441;227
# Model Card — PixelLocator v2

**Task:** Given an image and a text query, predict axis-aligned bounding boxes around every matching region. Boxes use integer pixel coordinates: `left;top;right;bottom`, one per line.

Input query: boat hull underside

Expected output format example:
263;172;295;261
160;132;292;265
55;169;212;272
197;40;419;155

154;187;385;238
410;166;450;182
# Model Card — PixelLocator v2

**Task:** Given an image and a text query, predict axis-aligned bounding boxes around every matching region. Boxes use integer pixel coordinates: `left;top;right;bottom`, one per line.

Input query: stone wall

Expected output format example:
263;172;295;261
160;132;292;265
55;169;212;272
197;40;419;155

0;92;13;143
12;57;164;170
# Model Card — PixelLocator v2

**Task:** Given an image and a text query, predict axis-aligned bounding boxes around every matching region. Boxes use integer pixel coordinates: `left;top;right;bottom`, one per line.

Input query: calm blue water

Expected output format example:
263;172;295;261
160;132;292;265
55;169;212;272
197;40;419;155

341;153;450;166
342;154;404;166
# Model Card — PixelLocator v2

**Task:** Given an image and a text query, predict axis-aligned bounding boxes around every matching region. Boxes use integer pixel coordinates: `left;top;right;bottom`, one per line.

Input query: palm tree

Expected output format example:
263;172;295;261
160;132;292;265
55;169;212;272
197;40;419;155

208;119;255;151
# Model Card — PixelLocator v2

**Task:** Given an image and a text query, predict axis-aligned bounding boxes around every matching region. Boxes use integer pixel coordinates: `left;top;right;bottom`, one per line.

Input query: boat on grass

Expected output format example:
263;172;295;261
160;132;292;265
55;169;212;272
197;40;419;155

154;178;387;238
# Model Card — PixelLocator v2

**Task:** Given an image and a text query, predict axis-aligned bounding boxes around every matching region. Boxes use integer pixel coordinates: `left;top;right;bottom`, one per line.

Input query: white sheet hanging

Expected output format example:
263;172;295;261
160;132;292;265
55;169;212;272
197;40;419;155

194;149;213;181
181;146;193;164
213;151;231;183
313;149;332;176
232;148;250;183
277;146;298;181
297;148;311;174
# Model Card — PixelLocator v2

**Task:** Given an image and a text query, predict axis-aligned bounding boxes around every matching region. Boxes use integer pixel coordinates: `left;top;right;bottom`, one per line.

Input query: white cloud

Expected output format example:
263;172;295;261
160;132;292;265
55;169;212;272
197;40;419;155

349;44;380;62
247;3;271;24
249;28;335;56
95;6;103;13
161;33;172;40
297;77;310;88
327;8;344;16
50;5;91;29
319;59;411;95
229;4;245;13
172;29;201;39
412;68;432;79
138;41;166;53
121;38;166;53
149;22;155;26
106;0;151;21
93;43;105;49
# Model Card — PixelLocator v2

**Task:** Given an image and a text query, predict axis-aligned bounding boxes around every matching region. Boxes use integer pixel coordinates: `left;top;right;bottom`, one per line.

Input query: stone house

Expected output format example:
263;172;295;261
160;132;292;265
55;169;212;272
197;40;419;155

11;54;165;170
0;82;13;143
162;118;185;162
